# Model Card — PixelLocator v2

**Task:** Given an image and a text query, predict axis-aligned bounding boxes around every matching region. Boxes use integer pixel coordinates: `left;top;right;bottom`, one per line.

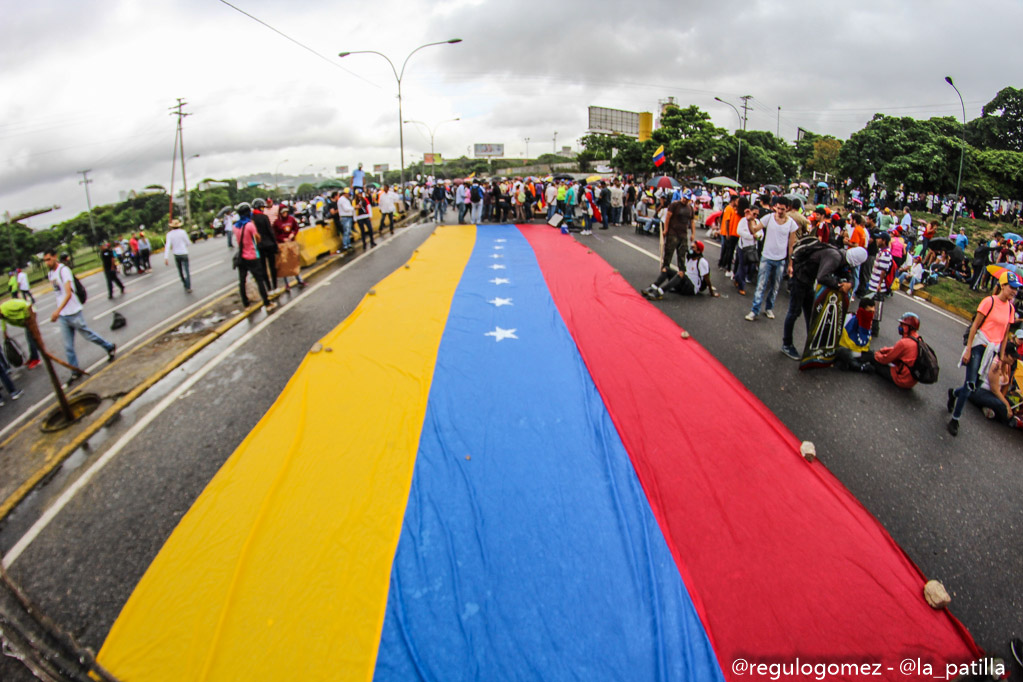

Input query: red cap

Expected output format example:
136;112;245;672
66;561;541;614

692;240;705;253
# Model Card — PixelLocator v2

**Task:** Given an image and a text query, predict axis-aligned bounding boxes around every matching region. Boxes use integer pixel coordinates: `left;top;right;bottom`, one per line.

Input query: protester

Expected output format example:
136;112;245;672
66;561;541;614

1;297;42;370
16;268;33;303
337;189;354;251
469;180;483;224
44;249;116;386
138;232;152;271
379;184;399;235
100;241;126;299
232;203;273;311
642;196;695;294
855;312;923;387
354;189;376;249
164;218;193;293
834;295;876;371
745;197;799;324
251;199;280;292
430;183;446;223
733;206;761;296
642;241;720;299
968;344;1018;424
273;205;305;291
947;271;1020;436
897;256;925;296
718;195;740;273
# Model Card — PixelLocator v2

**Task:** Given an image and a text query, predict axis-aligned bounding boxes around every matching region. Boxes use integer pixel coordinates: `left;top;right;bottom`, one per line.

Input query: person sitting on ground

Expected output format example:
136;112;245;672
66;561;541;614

642;241;721;299
897;256;924;296
857;311;922;388
968;343;1018;425
834;295;876;371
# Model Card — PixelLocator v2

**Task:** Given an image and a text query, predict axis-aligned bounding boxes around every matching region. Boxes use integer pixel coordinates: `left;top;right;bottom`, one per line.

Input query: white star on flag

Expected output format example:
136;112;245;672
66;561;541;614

493;246;504;250
490;277;510;285
495;239;507;243
490;254;503;259
489;264;506;270
485;327;518;342
488;297;513;307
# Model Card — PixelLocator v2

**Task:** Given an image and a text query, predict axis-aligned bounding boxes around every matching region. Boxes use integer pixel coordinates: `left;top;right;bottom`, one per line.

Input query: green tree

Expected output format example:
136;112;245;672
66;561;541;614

652;105;726;177
807;138;842;178
966;86;1023;152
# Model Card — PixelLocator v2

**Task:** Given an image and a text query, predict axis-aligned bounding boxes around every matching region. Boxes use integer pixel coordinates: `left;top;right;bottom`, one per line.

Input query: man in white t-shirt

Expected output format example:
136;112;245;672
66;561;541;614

16;268;33;303
900;206;912;230
44;249;116;386
643;241;720;298
745;197;798;321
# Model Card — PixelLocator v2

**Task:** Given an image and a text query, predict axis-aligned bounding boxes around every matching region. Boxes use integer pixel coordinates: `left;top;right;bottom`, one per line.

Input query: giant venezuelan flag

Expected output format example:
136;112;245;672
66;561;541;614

98;224;981;681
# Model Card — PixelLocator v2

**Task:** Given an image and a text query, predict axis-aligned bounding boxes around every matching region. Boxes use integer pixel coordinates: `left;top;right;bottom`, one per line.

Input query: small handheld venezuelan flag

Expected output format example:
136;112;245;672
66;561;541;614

652;145;665;167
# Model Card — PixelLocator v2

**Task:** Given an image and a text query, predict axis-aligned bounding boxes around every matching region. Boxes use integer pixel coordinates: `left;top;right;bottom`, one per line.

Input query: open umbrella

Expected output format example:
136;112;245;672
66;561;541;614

1003;232;1021;242
646;175;682;189
706;176;742;188
817;181;829;188
705;210;723;226
927;237;955;253
216;205;233;218
317;178;346;190
764;184;782;192
585;174;603;183
788;182;799;189
800;182;811;188
553;173;575;181
784;193;805;207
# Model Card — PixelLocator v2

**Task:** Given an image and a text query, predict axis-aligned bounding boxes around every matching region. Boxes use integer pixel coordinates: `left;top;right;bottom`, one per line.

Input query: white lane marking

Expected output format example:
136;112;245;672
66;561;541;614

0;284;235;443
92;261;225;320
613;235;969;327
2;223;429;568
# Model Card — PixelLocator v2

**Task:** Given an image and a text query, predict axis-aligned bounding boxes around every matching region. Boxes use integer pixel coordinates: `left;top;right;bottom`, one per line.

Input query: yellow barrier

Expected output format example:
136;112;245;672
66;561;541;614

295;224;341;266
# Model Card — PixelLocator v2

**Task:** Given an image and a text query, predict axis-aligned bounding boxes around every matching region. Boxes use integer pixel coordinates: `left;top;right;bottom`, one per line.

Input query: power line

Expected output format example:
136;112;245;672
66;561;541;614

215;0;380;88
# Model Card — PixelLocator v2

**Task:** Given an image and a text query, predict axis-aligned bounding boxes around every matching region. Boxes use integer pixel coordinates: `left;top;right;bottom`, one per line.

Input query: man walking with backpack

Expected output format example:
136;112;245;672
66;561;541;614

469;180;484;224
44;249;116;386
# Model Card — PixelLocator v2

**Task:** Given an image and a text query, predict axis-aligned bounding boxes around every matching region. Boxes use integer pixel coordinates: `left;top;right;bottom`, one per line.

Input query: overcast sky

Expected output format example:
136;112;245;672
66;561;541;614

2;0;1019;229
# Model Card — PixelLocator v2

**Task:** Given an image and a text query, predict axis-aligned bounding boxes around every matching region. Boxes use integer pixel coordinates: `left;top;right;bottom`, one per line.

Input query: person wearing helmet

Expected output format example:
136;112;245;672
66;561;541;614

232;203;274;311
642;241;720;299
948;270;1020;436
857;311;921;387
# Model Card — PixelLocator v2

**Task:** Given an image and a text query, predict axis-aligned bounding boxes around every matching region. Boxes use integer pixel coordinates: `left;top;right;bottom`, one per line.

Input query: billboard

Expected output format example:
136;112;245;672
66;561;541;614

588;106;641;137
372;164;389;173
423;153;442;164
474;144;505;158
336;165;349;174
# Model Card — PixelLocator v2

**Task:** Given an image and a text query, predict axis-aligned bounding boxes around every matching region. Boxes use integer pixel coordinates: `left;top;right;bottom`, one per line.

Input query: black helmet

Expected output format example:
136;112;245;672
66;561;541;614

252;198;267;209
235;201;251;213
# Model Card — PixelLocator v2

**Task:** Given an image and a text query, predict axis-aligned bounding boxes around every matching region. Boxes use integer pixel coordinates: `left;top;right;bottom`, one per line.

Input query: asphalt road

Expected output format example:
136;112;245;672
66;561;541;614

0;221;1019;679
0;235;246;439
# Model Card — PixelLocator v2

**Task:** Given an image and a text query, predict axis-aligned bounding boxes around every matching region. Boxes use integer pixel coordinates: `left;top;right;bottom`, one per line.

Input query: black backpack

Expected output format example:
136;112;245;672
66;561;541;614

909;336;939;384
73;274;87;304
470;185;482;202
790;238;834;284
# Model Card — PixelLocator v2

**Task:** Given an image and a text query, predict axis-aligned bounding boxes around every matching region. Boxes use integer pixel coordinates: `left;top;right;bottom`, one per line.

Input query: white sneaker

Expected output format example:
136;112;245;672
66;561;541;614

581;230;592;235
765;310;776;319
744;312;756;321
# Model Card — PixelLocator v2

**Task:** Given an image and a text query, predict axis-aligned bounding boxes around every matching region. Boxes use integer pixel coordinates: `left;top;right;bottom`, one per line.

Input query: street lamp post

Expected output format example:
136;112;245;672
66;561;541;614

339;39;462;188
715;97;743;184
404;118;460;178
945;76;966;231
275;158;289;191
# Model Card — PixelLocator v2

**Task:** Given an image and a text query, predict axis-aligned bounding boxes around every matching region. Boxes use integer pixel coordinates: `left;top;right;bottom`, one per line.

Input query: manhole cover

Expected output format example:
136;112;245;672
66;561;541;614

40;393;102;433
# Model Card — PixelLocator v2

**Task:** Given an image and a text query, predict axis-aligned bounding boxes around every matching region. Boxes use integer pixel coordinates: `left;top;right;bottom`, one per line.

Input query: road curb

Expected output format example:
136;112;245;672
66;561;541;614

912;290;973;321
0;251;345;522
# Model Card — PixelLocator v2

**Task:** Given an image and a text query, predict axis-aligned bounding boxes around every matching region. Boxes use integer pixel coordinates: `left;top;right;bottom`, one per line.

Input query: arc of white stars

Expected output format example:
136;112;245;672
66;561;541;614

488;297;513;307
490;277;510;285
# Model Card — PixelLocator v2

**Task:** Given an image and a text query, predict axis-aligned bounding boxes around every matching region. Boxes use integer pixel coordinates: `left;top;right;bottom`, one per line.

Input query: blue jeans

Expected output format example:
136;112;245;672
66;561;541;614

951;344;984;420
58;311;114;371
433;200;446;223
457;202;468;224
611;206;623;224
751;258;786;315
174;254;191;290
0;362;15;396
340;217;353;249
471;202;483;224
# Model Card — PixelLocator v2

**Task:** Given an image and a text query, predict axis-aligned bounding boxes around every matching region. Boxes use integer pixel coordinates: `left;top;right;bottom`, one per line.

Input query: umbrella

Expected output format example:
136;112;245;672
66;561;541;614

1003;232;1021;242
788;182;799;189
706;176;742;188
585;174;603;183
817;181;829;188
764;184;782;192
317;179;346;189
646;176;682;189
705;211;722;226
553;173;575;181
216;205;233;218
927;237;955;253
452;178;464;185
850;197;863;205
784;193;805;206
986;264;1023;282
800;182;811;188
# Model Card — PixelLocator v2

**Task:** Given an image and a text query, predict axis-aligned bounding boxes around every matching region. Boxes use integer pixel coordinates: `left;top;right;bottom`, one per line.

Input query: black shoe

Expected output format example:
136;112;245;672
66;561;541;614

107;344;117;362
946;419;959;437
65;372;84;389
946;388;955;414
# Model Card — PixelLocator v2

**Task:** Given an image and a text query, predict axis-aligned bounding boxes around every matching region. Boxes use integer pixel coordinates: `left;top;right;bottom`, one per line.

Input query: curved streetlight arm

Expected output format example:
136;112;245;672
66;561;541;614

715;97;743;184
945;77;966;228
339;49;399;83
399;40;462;83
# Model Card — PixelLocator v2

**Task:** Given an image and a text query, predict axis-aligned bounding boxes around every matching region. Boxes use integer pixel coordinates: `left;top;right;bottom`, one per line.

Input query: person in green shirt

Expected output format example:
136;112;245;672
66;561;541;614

878;207;894;232
1;298;42;369
7;271;17;298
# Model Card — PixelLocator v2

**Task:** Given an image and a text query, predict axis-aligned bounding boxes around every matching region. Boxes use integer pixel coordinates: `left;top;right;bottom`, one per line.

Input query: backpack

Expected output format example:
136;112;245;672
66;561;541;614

909;336;940;384
790;238;833;283
73;274;87;304
470;185;482;202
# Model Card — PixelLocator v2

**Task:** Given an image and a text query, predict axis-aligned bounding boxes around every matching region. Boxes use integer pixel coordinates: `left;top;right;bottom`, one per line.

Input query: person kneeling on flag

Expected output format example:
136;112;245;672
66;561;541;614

642;241;720;299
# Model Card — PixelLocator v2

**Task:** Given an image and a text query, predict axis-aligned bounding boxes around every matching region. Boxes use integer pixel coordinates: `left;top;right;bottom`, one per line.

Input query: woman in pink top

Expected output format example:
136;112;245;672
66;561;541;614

889;232;906;268
232;203;273;310
947;270;1020;435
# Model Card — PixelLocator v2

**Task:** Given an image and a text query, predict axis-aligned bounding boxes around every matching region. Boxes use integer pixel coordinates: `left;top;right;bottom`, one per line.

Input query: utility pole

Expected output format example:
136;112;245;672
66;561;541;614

77;170;99;246
739;96;752;133
524;137;530;161
777;106;781;137
169;98;192;226
553;131;558;154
